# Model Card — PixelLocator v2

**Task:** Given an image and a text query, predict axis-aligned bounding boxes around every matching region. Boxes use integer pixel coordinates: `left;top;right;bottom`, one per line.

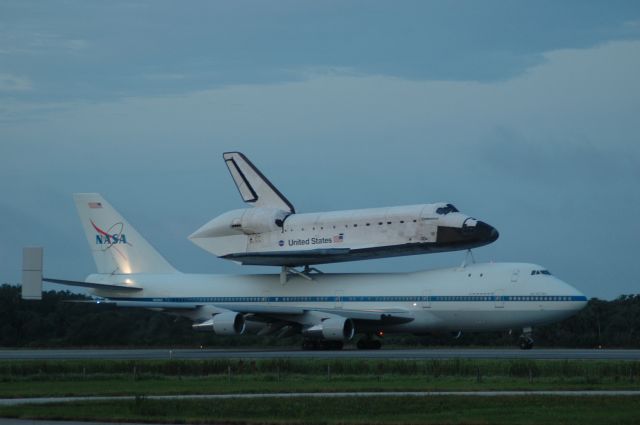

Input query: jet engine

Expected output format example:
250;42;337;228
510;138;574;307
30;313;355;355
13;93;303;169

303;317;355;341
193;311;246;335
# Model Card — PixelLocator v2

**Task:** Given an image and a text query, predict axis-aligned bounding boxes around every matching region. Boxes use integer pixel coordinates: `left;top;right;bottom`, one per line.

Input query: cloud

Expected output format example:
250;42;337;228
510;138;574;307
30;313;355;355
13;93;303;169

0;29;89;54
144;73;188;81
1;6;639;299
0;74;32;91
1;1;639;104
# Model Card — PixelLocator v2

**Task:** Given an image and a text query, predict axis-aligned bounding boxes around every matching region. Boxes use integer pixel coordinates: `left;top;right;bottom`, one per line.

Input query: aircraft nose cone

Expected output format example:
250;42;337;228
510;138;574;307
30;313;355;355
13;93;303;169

573;290;589;311
477;221;499;243
490;227;499;242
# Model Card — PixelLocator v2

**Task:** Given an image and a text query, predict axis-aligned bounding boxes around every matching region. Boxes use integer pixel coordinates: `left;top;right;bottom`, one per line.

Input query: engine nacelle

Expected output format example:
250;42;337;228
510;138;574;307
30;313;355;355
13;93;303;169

213;311;246;335
303;317;355;341
193;311;246;335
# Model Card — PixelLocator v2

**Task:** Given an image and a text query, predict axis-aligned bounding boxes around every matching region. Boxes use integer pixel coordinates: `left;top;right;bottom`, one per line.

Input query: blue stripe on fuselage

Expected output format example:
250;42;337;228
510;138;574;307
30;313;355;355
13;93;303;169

104;295;588;303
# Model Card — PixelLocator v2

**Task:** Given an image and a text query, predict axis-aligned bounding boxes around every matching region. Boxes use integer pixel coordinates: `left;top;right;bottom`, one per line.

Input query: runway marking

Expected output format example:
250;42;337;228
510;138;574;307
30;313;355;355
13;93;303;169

3;391;640;406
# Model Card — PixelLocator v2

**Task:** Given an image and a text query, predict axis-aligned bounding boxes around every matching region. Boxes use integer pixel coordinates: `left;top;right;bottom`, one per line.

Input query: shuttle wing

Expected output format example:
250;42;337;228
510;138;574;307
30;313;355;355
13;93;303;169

223;152;295;213
222;248;351;267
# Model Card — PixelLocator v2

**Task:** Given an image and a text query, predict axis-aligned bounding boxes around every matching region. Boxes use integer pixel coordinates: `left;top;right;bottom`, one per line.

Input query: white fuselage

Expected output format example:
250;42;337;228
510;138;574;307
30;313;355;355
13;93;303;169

189;203;499;267
89;262;586;335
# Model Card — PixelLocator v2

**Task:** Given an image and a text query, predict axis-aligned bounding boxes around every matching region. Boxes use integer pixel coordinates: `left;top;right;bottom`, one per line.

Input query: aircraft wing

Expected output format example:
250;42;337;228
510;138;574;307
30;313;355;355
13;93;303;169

219;304;414;325
76;297;414;325
223;152;295;213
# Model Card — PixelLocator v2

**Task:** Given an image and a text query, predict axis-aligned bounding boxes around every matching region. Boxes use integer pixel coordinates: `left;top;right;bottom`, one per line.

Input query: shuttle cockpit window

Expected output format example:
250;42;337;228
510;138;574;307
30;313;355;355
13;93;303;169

530;270;552;276
436;204;459;215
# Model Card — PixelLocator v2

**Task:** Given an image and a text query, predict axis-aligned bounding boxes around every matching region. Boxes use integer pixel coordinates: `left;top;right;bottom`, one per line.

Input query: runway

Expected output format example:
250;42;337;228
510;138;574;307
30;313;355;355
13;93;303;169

3;390;640;407
1;348;639;361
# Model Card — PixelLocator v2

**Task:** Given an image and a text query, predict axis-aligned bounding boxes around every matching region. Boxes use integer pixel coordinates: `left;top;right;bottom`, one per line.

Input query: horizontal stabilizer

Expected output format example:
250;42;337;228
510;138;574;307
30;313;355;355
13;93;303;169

223;152;295;213
71;299;197;309
44;278;143;292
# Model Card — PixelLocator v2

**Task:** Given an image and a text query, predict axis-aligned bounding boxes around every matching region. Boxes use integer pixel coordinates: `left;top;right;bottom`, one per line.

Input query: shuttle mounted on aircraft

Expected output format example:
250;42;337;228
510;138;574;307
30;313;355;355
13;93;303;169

189;152;499;272
21;193;586;350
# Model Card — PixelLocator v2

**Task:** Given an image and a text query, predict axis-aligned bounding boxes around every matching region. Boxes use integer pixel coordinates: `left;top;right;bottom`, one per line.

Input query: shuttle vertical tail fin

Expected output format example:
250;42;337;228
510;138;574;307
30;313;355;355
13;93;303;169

223;152;295;213
73;193;178;275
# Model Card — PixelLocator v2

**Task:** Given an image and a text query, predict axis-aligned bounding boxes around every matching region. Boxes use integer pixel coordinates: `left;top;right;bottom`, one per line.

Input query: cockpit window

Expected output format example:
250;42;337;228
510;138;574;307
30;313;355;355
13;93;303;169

530;270;552;276
436;204;459;215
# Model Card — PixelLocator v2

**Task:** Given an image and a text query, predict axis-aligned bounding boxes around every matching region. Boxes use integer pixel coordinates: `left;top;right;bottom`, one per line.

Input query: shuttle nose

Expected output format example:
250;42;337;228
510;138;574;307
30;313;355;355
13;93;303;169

476;221;499;243
436;218;499;249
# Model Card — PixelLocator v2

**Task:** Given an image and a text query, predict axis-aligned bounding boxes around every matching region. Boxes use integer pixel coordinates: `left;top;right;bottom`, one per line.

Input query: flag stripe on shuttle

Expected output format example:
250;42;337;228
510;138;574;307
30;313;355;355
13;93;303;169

88;202;103;209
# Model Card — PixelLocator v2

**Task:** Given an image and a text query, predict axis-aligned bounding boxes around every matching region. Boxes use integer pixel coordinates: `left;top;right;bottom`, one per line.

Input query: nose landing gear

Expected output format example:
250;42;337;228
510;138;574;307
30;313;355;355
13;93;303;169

518;327;534;350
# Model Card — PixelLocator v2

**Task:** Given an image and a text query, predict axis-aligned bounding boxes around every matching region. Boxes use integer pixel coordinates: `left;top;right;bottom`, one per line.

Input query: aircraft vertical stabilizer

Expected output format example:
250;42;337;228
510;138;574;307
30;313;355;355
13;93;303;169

73;193;178;275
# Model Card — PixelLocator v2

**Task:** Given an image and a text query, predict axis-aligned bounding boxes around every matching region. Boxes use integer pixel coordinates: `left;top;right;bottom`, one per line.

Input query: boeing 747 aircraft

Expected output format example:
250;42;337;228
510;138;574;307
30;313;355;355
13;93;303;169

21;194;586;350
189;152;499;279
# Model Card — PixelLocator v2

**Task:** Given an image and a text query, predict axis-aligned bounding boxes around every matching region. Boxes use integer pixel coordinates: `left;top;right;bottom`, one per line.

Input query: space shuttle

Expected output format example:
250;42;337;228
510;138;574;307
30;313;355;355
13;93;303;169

189;152;499;271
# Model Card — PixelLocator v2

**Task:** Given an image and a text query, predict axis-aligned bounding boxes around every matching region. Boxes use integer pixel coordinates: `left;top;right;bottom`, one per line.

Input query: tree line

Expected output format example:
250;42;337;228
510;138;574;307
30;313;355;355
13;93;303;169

1;284;638;348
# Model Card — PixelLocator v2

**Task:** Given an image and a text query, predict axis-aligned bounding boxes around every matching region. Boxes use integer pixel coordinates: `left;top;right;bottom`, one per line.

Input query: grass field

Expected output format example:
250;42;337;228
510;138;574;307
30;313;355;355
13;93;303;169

1;358;639;424
3;358;640;379
2;374;640;398
1;358;639;397
2;395;640;425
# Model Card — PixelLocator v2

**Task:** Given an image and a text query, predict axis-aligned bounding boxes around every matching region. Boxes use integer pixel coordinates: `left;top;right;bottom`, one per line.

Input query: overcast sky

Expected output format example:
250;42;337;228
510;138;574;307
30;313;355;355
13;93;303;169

1;1;639;299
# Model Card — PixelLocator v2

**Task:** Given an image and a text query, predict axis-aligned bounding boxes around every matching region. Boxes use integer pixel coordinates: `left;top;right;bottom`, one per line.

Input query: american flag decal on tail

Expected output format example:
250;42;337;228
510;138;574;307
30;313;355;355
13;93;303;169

88;202;102;209
333;233;344;243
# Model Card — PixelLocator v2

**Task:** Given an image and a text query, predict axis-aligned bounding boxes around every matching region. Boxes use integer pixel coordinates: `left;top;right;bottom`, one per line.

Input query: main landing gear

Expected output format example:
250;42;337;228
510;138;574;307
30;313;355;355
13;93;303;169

356;333;382;350
301;337;382;350
357;339;382;350
518;327;534;350
302;339;344;350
